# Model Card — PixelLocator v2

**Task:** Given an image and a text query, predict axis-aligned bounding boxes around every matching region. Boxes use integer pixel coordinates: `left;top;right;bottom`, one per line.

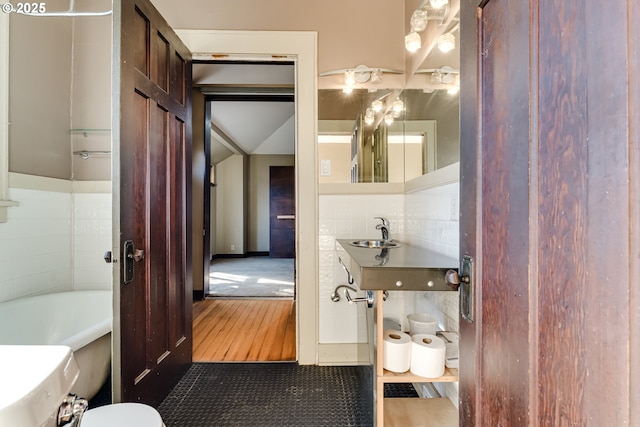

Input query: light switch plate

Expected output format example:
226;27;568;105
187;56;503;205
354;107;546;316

320;159;331;176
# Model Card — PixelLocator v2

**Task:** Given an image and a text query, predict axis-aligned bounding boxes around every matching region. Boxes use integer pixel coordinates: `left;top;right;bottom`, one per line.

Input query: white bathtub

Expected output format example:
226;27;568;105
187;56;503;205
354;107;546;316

0;290;112;400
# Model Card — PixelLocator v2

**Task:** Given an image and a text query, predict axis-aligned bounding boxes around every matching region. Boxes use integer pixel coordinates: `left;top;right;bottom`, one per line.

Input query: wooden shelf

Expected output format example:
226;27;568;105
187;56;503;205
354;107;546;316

380;367;458;383
374;290;459;426
383;398;458;427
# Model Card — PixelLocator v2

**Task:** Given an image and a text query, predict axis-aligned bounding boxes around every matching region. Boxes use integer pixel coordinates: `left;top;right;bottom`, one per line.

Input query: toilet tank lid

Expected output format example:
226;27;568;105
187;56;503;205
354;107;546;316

82;403;163;427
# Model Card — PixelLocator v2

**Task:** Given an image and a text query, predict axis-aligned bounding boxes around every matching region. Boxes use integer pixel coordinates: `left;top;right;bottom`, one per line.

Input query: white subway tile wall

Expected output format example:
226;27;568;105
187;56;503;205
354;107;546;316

0;187;112;303
406;183;460;408
319;194;404;343
73;193;112;290
319;186;460;344
0;188;73;302
405;183;460;334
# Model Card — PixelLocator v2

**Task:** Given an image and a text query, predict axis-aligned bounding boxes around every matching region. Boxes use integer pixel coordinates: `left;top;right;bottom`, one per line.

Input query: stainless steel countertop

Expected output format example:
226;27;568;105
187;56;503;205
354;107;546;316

336;239;459;291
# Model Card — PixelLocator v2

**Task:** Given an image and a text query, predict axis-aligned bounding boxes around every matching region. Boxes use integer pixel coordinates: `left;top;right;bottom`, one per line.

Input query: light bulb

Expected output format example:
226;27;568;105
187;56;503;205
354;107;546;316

344;69;356;86
342;86;354;94
438;33;455;53
392;98;404;114
431;70;443;84
370;68;382;84
410;10;428;32
371;99;384;112
405;32;421;53
384;114;394;126
365;114;375;126
430;0;448;9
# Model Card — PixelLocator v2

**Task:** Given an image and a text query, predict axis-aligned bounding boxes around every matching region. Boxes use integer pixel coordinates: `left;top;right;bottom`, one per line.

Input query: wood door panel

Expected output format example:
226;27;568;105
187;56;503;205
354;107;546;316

152;31;169;92
148;103;169;365
270;166;295;258
478;1;531;425
132;7;149;76
536;2;589;423
460;0;640;425
171;52;186;104
168;115;187;348
117;0;192;406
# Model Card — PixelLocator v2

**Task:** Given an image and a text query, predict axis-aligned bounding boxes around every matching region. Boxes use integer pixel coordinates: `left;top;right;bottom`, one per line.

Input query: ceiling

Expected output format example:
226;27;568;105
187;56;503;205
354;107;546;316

190;4;460;165
194;62;296;164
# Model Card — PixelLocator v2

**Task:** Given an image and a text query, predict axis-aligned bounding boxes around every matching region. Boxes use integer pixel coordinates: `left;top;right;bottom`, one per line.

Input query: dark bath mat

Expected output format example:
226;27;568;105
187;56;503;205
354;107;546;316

158;362;373;427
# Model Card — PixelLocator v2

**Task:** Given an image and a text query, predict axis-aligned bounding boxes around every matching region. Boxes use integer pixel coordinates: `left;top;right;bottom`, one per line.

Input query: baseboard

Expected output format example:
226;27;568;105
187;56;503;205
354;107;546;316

211;254;245;260
211;252;269;260
246;251;269;257
317;343;371;366
193;290;204;301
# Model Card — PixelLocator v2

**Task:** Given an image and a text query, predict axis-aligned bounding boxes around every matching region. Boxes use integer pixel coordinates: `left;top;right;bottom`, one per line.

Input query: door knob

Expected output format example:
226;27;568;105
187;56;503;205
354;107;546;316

129;249;145;262
445;269;469;290
103;251;112;263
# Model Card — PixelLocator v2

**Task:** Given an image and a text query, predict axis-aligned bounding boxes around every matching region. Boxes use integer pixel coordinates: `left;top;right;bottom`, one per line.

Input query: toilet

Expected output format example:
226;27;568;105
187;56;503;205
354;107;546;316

82;403;164;427
0;345;165;427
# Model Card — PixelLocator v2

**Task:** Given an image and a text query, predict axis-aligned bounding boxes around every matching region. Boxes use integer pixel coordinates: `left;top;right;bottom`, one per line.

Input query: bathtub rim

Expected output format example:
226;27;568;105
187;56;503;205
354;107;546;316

0;290;112;351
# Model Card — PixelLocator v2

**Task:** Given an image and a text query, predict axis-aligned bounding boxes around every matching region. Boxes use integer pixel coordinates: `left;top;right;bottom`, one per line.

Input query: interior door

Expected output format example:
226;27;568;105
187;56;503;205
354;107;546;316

269;166;295;258
459;0;639;425
114;0;192;405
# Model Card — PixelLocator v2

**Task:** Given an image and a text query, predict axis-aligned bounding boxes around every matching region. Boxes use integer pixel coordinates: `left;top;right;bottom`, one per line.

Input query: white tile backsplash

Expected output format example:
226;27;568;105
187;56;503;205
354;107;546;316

0;188;73;301
319;194;403;344
319;186;459;344
0;185;112;303
72;193;112;290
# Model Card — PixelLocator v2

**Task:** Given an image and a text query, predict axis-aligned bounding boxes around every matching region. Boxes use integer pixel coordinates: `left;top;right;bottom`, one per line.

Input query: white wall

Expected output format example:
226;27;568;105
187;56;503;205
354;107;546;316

0;175;112;303
72;192;112;290
248;155;294;252
318;178;460;389
405;181;460;407
215;155;245;254
319;193;405;344
0;185;72;302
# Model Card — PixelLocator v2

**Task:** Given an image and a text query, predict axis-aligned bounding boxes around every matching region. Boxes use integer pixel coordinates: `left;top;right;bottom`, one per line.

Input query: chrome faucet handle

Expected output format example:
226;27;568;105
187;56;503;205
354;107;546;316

374;217;391;241
58;394;88;427
374;216;389;226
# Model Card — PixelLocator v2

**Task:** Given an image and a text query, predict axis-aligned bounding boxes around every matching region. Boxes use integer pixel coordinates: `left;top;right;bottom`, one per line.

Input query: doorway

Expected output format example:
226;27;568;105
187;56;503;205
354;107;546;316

177;29;318;365
196;61;297;361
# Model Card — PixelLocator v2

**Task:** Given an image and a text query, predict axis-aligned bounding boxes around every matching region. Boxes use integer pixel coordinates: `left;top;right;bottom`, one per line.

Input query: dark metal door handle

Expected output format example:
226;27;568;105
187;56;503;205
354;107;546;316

104;251;112;263
132;249;145;262
124;240;134;284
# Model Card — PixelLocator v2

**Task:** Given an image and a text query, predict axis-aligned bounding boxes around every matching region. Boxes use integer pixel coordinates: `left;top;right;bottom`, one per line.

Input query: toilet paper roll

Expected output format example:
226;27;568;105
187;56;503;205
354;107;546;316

407;313;437;336
383;330;412;373
410;334;446;378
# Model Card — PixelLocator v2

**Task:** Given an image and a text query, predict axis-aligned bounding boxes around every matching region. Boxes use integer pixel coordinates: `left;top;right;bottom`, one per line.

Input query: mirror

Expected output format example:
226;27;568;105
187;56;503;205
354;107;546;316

318;86;459;184
318;8;460;184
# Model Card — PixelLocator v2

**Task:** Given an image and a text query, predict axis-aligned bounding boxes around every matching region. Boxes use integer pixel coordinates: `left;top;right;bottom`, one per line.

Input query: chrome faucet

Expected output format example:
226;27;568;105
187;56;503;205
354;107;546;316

374;217;391;242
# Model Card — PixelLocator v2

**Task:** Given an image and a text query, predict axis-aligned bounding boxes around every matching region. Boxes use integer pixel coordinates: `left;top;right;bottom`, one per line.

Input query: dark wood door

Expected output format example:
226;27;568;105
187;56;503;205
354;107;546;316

115;0;192;405
459;1;639;425
269;166;295;258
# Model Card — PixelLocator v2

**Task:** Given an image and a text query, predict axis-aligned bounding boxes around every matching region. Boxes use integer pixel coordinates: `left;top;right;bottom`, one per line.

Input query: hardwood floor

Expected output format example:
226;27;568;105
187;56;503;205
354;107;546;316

193;299;296;362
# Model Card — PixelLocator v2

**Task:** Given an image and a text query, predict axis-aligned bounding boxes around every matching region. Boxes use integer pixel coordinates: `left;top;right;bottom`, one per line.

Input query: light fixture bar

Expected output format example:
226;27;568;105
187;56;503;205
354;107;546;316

319;66;403;77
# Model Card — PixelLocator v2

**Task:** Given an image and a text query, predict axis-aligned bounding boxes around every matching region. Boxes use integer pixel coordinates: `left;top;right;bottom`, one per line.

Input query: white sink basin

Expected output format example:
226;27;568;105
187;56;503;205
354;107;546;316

0;345;79;427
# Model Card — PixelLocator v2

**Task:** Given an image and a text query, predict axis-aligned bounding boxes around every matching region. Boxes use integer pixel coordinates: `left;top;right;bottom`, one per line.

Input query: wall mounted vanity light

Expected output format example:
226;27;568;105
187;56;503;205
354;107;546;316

405;0;451;53
320;65;403;93
415;66;460;94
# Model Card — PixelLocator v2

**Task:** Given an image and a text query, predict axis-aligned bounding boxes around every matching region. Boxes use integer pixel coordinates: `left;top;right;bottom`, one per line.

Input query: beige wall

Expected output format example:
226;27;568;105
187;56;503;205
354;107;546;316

318;144;351;184
150;0;406;90
211;150;295;255
9;14;72;179
71;9;112;181
248;154;295;252
8;1;111;181
215;154;245;255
